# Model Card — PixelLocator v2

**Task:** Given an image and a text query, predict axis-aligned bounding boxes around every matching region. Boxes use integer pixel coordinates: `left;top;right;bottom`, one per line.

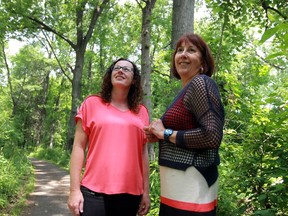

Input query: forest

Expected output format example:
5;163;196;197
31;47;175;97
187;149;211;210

0;0;287;215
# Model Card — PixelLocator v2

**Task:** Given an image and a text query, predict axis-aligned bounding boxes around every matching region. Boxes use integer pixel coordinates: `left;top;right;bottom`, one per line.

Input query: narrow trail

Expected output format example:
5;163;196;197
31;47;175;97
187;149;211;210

21;158;71;216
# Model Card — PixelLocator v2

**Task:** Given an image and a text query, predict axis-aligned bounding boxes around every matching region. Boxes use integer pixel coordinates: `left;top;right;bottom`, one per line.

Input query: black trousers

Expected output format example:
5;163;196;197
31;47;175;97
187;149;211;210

80;186;142;216
80;186;105;216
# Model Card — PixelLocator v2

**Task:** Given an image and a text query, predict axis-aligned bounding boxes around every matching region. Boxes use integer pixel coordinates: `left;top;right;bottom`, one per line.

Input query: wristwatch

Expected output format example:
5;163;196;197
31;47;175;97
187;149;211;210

164;128;173;142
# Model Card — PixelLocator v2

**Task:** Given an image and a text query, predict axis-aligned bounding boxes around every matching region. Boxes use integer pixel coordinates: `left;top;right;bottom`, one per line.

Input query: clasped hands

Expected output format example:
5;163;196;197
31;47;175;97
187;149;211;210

143;119;165;143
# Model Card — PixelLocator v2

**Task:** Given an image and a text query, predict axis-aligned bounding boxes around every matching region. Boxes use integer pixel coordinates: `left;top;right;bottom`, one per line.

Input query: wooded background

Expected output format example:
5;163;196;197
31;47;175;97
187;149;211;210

0;0;287;215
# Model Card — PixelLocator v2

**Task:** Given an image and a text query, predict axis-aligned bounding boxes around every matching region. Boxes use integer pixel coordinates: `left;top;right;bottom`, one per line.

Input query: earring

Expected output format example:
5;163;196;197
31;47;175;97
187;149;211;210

200;67;204;73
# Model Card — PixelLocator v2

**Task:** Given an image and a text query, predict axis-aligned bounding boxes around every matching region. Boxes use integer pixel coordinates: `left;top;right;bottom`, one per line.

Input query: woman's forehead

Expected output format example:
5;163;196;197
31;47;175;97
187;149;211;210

179;40;195;47
115;60;132;67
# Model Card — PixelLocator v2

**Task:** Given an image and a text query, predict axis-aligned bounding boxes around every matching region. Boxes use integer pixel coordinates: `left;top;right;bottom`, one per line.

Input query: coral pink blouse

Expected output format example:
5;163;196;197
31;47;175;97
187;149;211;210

76;95;149;195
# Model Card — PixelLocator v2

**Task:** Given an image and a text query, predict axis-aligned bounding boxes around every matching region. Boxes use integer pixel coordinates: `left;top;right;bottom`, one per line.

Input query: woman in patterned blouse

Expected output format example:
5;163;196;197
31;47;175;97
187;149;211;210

144;33;225;216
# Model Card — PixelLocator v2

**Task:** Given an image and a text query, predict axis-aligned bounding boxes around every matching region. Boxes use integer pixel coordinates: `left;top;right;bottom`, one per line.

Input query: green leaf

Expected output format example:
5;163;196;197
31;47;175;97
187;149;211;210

258;193;267;201
260;27;278;44
265;52;284;60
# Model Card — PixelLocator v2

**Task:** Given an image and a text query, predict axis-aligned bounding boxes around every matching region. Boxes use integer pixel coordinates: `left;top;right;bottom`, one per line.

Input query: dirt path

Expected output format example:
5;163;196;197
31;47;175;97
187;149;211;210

21;158;71;216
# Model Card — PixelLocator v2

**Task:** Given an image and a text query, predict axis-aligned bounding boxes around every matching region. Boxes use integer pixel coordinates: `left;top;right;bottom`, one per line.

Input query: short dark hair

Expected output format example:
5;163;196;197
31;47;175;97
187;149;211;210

171;33;215;79
99;58;143;113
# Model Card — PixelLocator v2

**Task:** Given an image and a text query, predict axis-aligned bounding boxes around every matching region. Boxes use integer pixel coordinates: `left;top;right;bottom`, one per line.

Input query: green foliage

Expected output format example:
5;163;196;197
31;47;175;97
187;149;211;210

0;88;26;148
205;0;288;61
216;41;288;215
148;160;160;215
151;72;182;119
0;145;34;214
31;145;70;169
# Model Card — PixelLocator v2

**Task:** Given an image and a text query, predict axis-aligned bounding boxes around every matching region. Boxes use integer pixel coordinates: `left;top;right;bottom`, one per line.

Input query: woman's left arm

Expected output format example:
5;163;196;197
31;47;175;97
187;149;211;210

148;76;224;150
174;76;225;150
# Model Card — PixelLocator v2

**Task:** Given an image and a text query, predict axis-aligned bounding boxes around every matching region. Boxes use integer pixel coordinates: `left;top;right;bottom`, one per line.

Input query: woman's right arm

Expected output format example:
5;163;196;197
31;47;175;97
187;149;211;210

67;120;87;216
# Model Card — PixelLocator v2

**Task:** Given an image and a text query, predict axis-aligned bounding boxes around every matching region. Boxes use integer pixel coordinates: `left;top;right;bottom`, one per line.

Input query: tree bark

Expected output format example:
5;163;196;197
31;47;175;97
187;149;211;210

139;0;157;160
171;0;195;49
67;47;85;150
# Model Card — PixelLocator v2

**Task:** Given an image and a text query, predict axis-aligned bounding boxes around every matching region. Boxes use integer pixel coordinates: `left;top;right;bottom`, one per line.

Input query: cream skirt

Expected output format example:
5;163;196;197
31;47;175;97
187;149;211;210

160;165;218;213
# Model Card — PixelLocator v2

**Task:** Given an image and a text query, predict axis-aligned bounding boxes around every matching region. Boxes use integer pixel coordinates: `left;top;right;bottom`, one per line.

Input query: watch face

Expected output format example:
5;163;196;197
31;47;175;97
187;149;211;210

164;129;173;142
164;129;173;136
166;129;173;134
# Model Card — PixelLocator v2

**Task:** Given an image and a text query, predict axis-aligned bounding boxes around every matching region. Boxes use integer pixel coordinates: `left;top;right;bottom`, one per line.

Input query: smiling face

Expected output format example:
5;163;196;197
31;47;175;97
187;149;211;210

174;41;203;86
171;33;215;80
111;60;134;89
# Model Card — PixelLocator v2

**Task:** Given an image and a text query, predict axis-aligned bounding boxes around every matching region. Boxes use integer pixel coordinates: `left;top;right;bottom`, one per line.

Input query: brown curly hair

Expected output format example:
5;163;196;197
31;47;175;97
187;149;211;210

99;58;143;113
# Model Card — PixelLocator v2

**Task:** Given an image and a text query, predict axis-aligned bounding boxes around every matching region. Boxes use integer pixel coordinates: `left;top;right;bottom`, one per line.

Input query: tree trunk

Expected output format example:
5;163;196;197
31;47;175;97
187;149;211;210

171;0;195;49
1;41;17;115
139;0;157;160
67;47;85;150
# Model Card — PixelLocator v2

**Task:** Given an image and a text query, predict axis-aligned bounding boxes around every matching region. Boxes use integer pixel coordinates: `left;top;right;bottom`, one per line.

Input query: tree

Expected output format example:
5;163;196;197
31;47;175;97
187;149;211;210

171;0;195;49
0;41;16;114
137;0;157;159
1;0;111;150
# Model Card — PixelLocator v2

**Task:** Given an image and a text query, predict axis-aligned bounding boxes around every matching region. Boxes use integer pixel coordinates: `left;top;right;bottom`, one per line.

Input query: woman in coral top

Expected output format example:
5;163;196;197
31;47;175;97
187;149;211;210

68;58;150;216
144;33;225;216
